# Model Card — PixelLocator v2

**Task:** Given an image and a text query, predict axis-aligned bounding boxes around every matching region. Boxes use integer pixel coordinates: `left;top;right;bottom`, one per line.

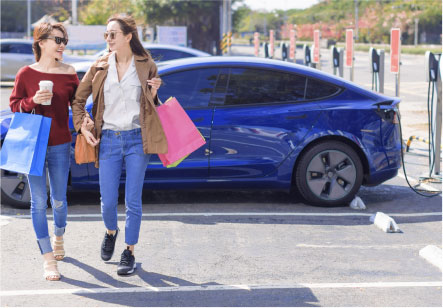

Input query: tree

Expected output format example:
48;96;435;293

141;0;225;54
79;0;145;25
1;0;75;33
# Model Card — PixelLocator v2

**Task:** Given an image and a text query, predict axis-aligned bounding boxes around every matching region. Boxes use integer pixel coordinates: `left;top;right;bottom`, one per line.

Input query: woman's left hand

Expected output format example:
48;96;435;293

147;77;161;97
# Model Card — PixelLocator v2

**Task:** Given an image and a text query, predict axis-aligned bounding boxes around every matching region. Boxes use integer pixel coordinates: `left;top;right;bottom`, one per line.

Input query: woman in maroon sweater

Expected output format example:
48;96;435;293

9;23;79;281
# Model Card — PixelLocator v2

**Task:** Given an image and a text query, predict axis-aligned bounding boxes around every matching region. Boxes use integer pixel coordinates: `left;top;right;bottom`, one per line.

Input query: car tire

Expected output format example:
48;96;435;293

1;169;31;208
295;141;363;206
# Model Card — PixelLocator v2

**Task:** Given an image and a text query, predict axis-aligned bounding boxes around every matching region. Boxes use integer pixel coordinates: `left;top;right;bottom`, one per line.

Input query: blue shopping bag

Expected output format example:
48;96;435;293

0;112;51;176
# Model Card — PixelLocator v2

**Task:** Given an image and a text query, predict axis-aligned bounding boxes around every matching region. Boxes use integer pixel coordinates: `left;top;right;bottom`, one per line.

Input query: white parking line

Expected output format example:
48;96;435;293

296;244;432;249
1;281;441;297
4;212;441;219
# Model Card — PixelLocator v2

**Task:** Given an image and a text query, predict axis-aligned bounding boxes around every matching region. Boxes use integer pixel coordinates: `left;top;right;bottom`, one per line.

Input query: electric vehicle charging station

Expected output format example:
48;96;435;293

303;44;311;66
281;42;288;61
264;42;269;58
330;46;344;77
424;51;442;176
369;47;385;93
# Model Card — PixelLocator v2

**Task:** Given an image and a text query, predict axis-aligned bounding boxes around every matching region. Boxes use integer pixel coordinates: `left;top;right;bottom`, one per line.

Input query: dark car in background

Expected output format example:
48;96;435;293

72;43;211;80
0;56;402;208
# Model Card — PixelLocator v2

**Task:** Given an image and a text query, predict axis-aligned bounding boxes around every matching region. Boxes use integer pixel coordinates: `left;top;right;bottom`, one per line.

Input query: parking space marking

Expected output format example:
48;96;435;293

296;244;433;249
4;212;441;219
1;281;441;297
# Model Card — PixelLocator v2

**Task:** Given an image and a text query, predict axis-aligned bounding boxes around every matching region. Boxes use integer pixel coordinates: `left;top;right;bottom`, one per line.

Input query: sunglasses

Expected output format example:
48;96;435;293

104;31;123;40
47;36;68;45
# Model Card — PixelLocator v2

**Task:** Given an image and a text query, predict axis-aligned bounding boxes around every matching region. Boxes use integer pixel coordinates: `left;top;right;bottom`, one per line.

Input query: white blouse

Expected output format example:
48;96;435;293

102;52;142;131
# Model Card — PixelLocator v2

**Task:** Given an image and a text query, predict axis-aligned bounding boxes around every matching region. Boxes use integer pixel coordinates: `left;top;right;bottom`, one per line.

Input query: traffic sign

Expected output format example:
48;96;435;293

270;30;275;58
289;29;296;60
313;30;320;63
254;32;259;57
390;28;401;73
345;29;353;67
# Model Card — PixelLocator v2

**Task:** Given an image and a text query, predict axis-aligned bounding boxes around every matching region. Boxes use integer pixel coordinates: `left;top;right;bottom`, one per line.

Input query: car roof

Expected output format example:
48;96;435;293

141;43;211;56
158;56;392;102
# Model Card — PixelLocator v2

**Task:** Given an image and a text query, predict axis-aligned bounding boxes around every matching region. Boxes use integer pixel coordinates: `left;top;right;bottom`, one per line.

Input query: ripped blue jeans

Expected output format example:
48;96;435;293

27;142;70;254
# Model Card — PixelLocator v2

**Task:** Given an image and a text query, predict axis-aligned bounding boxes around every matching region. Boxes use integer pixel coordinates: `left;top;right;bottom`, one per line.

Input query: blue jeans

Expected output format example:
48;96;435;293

99;129;150;245
28;142;70;255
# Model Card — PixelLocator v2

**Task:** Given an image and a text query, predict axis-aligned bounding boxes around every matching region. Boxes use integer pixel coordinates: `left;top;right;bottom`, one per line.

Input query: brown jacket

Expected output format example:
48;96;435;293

71;52;168;167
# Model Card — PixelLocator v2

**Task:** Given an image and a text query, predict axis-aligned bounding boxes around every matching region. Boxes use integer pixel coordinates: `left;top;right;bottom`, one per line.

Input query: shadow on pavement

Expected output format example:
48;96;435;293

65;263;319;307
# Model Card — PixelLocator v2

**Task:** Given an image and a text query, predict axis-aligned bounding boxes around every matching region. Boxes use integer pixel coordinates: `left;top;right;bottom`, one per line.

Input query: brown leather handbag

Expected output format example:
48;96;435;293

74;133;96;164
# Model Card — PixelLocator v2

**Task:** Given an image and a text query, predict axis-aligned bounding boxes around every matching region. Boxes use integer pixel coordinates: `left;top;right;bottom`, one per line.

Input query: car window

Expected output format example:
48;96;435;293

7;43;33;54
224;68;307;106
150;49;194;62
159;68;219;108
305;78;340;100
1;43;10;53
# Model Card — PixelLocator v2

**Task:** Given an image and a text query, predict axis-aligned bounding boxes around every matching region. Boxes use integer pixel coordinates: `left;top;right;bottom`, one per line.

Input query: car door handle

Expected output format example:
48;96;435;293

285;114;307;120
192;117;204;123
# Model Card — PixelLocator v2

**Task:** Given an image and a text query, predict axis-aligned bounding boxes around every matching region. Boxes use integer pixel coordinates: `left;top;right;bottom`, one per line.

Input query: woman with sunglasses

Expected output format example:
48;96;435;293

71;14;165;275
9;23;79;281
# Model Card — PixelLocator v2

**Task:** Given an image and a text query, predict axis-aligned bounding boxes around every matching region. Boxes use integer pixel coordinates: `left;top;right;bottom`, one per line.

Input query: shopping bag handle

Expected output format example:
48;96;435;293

19;102;35;114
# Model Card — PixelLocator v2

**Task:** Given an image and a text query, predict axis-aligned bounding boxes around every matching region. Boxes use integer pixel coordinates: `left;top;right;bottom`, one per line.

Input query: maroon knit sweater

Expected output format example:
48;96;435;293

10;66;79;146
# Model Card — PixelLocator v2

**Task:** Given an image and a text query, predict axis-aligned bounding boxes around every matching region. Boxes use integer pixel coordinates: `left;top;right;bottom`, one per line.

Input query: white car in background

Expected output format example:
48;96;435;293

73;43;211;80
0;39;94;81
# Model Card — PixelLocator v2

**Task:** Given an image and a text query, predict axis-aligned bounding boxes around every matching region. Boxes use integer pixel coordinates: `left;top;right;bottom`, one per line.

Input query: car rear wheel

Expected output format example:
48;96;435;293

295;141;363;206
1;169;31;208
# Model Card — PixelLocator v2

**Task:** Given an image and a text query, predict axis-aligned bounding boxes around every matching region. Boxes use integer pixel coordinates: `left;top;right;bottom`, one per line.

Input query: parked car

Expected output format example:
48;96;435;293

0;56;402;208
72;43;211;80
0;39;94;80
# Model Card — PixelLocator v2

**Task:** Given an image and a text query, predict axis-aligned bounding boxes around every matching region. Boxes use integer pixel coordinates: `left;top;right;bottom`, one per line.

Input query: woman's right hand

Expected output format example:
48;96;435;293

81;117;99;146
32;89;53;105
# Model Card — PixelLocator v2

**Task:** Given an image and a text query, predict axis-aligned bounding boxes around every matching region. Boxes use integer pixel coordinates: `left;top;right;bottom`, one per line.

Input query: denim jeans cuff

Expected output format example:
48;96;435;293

54;225;66;237
37;237;52;255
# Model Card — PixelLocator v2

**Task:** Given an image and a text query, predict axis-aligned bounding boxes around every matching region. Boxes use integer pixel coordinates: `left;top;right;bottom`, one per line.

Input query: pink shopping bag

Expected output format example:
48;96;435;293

157;97;206;167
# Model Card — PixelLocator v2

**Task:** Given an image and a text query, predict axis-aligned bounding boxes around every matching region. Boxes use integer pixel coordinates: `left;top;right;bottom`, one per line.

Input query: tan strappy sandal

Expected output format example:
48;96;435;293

53;238;65;261
44;260;61;281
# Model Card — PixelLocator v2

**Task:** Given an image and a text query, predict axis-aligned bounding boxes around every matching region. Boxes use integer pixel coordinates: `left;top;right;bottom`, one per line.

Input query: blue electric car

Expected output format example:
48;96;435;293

0;56;402;208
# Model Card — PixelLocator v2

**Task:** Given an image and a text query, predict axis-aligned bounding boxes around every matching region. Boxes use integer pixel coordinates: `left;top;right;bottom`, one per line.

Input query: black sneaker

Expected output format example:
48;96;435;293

101;228;119;261
117;248;136;275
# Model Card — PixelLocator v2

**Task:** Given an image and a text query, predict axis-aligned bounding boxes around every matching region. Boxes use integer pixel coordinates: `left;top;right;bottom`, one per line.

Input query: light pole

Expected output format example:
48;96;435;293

354;0;359;41
72;0;78;25
27;0;31;38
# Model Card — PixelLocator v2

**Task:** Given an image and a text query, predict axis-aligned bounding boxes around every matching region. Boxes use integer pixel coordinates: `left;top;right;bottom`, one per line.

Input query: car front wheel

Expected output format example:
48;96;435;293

295;141;363;206
1;169;31;208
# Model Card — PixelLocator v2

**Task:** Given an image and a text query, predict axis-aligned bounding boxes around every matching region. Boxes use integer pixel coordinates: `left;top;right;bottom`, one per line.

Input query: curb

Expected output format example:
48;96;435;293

419;245;442;271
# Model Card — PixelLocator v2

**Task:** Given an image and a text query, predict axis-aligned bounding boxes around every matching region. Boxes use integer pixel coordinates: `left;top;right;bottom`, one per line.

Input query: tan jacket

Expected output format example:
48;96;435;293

72;52;168;167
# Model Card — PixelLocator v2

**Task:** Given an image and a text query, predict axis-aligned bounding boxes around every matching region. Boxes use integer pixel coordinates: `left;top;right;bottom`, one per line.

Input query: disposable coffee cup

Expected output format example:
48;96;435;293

38;80;53;105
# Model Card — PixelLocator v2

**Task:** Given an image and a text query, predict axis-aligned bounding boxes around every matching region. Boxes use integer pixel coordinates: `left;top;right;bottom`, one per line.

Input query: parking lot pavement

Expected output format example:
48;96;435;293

1;175;442;307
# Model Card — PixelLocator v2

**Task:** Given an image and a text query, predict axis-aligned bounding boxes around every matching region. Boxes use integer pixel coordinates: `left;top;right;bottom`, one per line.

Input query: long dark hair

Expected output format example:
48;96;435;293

107;14;151;59
32;22;68;61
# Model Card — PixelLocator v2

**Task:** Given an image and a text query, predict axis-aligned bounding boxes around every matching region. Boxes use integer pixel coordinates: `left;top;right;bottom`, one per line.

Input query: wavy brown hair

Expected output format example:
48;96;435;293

32;22;68;62
107;14;151;59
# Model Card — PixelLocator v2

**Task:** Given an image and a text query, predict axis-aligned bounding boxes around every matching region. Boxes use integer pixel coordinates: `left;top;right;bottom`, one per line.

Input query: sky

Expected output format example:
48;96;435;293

237;0;321;11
